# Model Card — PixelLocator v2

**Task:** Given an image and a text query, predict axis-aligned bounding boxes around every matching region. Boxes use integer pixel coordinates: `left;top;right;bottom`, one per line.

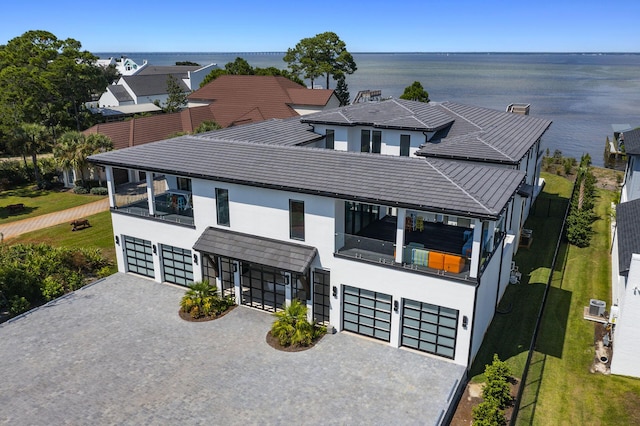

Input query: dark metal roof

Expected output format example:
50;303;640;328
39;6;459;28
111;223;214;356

196;117;323;146
418;102;552;164
301;98;454;131
122;74;190;97
623;128;640;156
193;227;317;273
617;198;640;274
89;134;525;219
107;85;133;103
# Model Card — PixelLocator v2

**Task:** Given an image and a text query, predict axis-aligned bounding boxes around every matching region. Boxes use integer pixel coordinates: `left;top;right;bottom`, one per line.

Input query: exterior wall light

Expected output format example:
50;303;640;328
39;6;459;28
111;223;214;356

393;300;399;312
115;236;120;246
193;253;198;265
152;245;157;255
332;286;337;298
462;316;468;329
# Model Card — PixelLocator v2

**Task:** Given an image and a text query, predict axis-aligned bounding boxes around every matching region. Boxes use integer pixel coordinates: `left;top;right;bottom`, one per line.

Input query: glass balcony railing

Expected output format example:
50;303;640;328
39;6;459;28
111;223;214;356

334;233;396;264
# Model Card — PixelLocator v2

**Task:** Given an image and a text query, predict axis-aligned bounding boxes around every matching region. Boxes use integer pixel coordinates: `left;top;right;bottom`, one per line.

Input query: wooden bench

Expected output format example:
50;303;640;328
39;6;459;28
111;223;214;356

70;218;90;231
6;203;24;214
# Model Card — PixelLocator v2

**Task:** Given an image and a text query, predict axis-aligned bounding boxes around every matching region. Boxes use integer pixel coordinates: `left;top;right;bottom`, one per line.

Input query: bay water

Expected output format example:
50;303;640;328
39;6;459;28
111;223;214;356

97;52;640;166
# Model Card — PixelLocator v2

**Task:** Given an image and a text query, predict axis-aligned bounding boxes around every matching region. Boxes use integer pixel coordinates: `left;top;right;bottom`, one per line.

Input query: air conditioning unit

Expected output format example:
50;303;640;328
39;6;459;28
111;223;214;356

589;299;606;316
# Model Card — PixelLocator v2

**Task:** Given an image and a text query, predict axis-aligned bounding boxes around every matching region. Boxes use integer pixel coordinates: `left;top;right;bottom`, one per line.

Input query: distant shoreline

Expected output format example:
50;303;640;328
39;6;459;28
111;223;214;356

95;51;640;56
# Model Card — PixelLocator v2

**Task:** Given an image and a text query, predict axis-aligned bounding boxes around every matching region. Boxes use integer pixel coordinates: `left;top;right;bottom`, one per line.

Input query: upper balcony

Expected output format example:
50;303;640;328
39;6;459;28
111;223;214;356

112;175;195;227
335;212;478;281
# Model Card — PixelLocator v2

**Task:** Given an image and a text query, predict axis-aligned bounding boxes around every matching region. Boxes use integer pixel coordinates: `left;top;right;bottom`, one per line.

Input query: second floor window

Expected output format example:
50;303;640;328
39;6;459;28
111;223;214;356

326;129;335;150
372;131;382;154
177;177;192;191
216;188;230;226
400;135;411;157
361;130;370;152
290;200;305;240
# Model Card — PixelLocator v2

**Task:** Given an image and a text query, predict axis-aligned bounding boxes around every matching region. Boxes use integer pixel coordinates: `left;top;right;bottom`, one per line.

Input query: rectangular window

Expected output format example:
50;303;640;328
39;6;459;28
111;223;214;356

177;177;192;191
289;200;305;240
326;129;335;150
372;131;382;154
360;130;371;152
216;188;230;226
400;134;411;157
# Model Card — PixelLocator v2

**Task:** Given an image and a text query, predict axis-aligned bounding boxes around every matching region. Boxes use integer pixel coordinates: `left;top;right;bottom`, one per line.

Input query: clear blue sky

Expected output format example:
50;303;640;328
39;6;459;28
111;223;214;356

2;1;639;53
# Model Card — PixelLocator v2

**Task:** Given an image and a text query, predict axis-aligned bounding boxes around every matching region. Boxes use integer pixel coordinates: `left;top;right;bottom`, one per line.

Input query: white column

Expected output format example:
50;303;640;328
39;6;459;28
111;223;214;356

469;219;482;278
233;261;242;304
390;295;402;347
146;172;156;216
395;208;406;263
105;166;116;208
284;272;292;306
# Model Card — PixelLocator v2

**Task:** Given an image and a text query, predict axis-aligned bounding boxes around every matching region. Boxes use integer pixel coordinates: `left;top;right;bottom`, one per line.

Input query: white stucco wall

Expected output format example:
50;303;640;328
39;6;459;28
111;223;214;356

312;124;426;157
611;254;640;378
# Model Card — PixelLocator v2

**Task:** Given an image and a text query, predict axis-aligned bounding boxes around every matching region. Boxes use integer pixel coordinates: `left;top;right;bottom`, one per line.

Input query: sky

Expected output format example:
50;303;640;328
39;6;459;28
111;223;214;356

2;1;639;53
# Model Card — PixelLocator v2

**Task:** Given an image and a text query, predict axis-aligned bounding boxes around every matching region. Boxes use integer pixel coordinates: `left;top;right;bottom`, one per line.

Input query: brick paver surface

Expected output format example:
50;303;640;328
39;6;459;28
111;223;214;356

0;274;465;425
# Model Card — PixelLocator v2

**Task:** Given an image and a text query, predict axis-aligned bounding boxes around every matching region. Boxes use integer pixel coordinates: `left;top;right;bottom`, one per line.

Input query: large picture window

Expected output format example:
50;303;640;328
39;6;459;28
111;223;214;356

360;130;370;152
372;131;382;154
216;188;230;226
289;200;305;240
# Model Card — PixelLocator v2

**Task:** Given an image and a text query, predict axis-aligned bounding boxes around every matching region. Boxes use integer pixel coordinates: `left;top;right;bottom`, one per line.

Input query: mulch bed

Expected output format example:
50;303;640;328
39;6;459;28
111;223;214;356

178;304;237;322
265;330;324;352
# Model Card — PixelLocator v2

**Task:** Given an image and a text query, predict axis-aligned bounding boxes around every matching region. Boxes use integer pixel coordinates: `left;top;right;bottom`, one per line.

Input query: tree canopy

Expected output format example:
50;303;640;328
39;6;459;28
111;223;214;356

283;32;357;90
200;57;304;87
54;131;113;183
400;81;430;103
155;75;188;113
0;30;108;135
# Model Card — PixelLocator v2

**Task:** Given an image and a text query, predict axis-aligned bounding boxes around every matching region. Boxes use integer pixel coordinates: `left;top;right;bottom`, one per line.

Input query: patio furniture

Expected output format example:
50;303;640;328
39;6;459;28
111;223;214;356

416;216;424;232
428;251;445;270
444;254;465;273
412;248;430;266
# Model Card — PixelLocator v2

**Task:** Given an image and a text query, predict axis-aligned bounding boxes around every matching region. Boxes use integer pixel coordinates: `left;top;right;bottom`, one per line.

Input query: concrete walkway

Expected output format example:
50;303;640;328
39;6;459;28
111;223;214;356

0;198;109;241
0;274;465;425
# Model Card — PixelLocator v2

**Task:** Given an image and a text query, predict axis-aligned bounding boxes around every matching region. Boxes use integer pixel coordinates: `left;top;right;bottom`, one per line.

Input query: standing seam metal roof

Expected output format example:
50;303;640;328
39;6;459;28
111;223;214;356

89;135;525;219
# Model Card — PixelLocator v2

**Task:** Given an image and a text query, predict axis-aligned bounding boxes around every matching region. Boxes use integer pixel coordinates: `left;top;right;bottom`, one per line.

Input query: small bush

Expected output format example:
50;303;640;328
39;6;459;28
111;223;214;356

42;276;65;301
180;280;233;319
472;400;506;426
271;299;326;347
96;266;114;278
90;187;108;196
9;296;30;316
73;186;89;194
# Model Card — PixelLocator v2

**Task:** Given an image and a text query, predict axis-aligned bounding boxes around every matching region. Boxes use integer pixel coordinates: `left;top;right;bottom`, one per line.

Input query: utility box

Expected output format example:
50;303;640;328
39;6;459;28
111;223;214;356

589;299;606;316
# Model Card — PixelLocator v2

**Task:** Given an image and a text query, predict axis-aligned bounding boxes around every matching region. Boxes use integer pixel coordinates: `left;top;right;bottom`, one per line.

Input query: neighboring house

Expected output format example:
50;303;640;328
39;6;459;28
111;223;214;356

187;75;340;127
610;127;640;378
97;63;217;113
82;75;339;160
97;57;148;76
88;99;551;377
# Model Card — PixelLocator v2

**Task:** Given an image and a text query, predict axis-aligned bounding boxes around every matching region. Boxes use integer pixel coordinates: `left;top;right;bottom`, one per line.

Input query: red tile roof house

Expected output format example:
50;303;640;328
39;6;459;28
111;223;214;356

76;75;338;186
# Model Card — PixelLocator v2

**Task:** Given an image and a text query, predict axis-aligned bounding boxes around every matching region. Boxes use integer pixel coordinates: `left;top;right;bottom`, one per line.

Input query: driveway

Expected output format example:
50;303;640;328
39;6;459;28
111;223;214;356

0;274;465;425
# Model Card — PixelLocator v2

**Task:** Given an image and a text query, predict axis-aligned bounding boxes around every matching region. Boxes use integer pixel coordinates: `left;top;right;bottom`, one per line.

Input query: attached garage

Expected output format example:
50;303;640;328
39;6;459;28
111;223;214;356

123;235;154;278
342;285;392;342
161;244;193;286
401;298;458;359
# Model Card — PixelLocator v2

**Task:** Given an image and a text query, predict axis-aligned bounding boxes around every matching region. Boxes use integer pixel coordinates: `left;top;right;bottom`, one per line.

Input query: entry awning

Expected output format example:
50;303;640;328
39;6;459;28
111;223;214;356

193;227;317;274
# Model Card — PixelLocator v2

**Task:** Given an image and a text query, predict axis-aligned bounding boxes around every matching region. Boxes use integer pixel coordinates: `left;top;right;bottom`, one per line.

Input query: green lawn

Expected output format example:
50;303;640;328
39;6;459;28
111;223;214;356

9;210;116;268
469;173;574;382
518;185;640;425
0;185;104;224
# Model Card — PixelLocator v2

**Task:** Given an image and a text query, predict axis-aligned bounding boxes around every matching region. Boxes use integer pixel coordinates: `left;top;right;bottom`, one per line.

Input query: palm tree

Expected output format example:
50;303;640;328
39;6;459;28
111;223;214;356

271;299;322;347
54;131;112;185
14;123;52;188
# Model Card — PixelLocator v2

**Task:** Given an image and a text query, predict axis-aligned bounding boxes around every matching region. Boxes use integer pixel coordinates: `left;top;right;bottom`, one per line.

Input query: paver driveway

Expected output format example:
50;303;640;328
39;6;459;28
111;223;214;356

0;273;465;425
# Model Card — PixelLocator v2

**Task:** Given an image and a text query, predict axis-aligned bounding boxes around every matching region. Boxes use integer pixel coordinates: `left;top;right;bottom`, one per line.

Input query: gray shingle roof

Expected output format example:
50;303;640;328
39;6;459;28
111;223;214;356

301;98;454;131
108;85;133;103
122;74;190;97
193;227;317;273
89;135;525;219
196;117;323;146
617;198;640;274
417;102;552;164
623;128;640;156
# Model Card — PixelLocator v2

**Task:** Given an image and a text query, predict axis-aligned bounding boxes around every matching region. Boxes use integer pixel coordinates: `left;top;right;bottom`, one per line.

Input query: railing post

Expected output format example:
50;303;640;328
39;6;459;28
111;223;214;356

395;208;406;263
146;172;156;216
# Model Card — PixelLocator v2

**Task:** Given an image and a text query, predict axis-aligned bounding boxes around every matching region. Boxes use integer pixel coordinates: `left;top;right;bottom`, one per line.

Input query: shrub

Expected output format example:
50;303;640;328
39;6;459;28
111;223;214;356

9;296;30;316
73;186;89;194
42;276;65;301
90;187;108;196
96;266;114;278
180;280;233;319
271;299;326;347
472;400;506;426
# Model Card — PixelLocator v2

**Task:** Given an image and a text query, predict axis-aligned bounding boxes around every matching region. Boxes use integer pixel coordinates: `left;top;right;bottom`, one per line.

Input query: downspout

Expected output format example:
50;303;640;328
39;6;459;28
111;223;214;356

467;279;480;370
495;234;506;308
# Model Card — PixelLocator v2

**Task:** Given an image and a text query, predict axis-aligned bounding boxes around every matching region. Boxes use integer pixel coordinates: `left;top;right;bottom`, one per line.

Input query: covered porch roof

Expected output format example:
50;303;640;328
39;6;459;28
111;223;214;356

193;227;317;274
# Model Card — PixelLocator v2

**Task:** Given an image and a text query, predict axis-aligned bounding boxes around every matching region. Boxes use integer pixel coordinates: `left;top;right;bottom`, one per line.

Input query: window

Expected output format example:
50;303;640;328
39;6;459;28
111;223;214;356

400;135;411;157
326;129;335;150
177;177;192;191
216;188;230;226
372;131;382;154
360;130;371;152
289;200;305;240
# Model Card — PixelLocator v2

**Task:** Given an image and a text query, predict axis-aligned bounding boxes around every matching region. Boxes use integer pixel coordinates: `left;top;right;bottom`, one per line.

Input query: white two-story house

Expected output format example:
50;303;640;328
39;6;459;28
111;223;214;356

88;100;551;369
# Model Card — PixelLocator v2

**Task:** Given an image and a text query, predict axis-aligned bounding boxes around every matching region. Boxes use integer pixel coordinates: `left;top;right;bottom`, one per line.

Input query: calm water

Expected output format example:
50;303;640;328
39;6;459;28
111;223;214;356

97;52;640;166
